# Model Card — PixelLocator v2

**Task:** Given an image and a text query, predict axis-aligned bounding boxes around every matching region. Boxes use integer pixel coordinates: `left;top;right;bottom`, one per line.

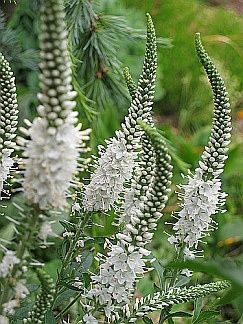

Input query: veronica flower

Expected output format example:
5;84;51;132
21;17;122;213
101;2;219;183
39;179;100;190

0;250;20;278
168;34;231;263
14;281;29;300
2;299;18;315
21;0;90;209
83;14;157;212
84;132;137;211
83;314;98;324
88;242;145;312
0;53;18;197
169;170;226;260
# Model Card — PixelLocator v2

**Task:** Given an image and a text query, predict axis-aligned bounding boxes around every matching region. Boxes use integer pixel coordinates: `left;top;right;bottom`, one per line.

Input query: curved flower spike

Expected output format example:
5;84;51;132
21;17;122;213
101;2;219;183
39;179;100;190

0;53;18;197
118;120;173;249
195;33;231;178
168;34;232;265
122;280;230;322
83;14;157;212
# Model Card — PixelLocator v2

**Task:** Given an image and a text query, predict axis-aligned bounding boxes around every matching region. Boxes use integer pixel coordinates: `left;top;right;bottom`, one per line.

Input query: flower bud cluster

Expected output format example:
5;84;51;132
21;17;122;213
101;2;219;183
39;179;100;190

24;269;55;323
122;281;230;322
37;0;76;125
121;14;156;145
0;53;18;195
120;122;172;248
195;33;231;177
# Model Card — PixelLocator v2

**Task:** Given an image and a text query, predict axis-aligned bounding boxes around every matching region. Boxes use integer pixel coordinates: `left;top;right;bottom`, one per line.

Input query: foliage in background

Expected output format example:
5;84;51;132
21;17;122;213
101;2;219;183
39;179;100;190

65;0;171;110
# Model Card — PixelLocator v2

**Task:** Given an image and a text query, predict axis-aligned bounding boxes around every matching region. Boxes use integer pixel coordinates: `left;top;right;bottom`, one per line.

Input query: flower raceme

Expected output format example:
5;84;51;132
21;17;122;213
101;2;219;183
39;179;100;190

168;33;231;265
21;0;90;210
83;132;137;212
86;122;172;321
22;118;83;210
82;29;231;322
83;14;157;212
0;53;18;197
169;170;226;258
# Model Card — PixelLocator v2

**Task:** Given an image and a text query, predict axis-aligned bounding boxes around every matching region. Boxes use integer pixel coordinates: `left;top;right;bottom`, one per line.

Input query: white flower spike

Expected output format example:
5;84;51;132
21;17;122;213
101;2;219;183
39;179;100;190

0;53;18;197
21;0;90;209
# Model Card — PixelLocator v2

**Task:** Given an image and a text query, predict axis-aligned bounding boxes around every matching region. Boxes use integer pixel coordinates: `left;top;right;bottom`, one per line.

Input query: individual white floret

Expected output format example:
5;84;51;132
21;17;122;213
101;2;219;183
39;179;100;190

0;250;20;278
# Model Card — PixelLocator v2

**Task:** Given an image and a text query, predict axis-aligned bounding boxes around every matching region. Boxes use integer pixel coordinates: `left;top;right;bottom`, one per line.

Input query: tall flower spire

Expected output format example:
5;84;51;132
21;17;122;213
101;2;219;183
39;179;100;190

83;14;157;212
168;34;231;264
87;122;172;320
0;53;18;197
21;0;90;210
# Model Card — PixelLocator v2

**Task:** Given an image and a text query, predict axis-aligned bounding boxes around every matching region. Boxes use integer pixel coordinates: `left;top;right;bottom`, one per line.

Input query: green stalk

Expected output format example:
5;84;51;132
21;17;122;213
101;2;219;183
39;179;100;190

158;244;185;323
52;212;91;309
55;292;82;320
0;205;41;311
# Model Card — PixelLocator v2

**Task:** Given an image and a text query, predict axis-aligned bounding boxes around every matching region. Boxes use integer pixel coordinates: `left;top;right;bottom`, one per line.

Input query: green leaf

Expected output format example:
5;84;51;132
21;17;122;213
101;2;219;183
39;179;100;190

218;220;243;243
193;310;219;323
169;259;243;288
54;289;77;307
80;250;93;273
152;259;165;290
44;310;55;324
215;286;243;306
192;297;203;322
59;220;76;232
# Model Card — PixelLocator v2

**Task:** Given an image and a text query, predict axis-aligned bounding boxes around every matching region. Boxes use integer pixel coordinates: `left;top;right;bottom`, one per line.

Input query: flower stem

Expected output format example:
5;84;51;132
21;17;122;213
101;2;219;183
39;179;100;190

52;212;91;309
0;204;41;311
55;292;82;320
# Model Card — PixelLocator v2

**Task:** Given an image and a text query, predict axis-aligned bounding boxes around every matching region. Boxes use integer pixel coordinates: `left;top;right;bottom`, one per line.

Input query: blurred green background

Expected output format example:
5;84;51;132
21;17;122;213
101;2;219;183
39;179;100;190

0;0;242;322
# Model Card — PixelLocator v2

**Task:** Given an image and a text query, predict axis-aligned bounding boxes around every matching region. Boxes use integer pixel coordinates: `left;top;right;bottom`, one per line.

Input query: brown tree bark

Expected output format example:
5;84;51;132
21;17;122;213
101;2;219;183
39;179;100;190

0;0;20;20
